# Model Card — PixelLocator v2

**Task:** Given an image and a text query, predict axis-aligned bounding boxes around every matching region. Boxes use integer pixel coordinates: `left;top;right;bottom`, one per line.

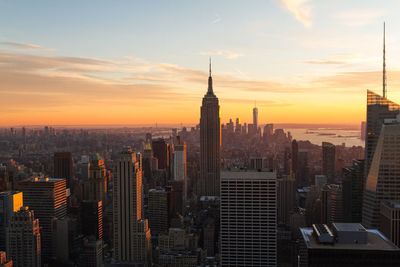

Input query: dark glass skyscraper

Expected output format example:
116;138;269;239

365;91;400;177
54;152;73;187
199;61;220;196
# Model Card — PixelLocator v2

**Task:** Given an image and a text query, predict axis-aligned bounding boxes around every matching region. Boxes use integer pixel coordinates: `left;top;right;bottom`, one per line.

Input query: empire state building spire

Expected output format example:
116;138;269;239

207;57;214;95
199;59;220;196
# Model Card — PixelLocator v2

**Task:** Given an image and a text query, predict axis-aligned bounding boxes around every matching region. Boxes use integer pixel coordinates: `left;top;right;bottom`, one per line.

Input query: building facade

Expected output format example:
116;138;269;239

363;118;400;228
16;177;66;263
220;170;277;267
6;207;41;267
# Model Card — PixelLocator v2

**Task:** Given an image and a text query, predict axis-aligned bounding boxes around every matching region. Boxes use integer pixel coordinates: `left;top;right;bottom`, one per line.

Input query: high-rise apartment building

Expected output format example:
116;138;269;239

363;117;400;228
322;142;336;183
0;191;23;251
220;170;277;267
6;207;41;267
199;61;221;196
16;177;67;263
380;200;400;247
54;152;73;187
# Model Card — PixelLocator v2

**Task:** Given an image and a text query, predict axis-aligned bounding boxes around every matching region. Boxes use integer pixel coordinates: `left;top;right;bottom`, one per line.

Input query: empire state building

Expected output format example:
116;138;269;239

199;60;221;196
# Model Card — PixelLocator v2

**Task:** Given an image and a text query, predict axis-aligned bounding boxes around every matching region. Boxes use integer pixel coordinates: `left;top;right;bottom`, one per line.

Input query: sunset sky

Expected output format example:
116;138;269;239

2;0;400;127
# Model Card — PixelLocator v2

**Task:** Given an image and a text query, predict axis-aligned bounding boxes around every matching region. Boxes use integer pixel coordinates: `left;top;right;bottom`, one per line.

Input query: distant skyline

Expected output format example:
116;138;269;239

2;0;400;126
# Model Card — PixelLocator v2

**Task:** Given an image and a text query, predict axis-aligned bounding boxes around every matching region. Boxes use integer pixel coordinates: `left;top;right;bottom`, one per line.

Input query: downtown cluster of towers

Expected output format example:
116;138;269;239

1;25;400;267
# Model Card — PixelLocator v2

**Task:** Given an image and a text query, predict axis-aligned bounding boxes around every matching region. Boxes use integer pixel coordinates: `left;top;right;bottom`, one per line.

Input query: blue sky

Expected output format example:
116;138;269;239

1;0;400;126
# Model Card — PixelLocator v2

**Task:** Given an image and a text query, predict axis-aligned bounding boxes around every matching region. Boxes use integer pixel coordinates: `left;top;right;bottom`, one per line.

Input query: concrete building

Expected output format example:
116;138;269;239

6;207;41;267
17;177;66;263
113;148;151;265
299;223;400;266
380;200;400;247
0;191;23;251
220;170;277;267
199;61;221;196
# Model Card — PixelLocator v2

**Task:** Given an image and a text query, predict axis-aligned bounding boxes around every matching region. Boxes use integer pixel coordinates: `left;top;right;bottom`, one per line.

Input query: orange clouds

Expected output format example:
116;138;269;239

0;50;395;127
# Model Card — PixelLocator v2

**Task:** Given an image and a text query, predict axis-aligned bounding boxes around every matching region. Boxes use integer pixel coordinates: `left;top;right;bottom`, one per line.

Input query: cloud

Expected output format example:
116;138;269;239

0;48;389;125
305;59;347;65
0;41;45;50
200;50;243;59
278;0;312;27
212;13;222;24
333;8;384;27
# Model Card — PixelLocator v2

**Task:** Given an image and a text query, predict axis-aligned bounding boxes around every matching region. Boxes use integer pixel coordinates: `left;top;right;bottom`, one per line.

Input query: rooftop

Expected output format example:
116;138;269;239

300;224;399;251
382;200;400;209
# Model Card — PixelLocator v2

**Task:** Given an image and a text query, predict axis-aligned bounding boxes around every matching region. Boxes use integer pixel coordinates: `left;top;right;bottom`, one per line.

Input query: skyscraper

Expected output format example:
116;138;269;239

342;159;364;223
291;139;298;178
6;206;41;267
0;191;23;251
363;117;400;228
54;152;73;187
152;138;169;170
365;24;400;179
322;142;336;183
365;90;400;176
81;200;103;240
113;148;149;263
253;103;258;129
173;136;187;182
16;177;66;263
199;60;221;196
82;154;107;203
278;176;296;225
380;200;400;248
220;170;277;267
148;188;170;235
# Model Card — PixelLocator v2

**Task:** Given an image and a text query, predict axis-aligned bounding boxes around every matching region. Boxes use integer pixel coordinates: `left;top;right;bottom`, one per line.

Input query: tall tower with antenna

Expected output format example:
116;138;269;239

199;58;221;196
383;22;387;98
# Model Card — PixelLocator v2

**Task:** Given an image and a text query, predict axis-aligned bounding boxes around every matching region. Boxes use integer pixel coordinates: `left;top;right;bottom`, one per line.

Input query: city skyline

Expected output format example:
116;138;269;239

2;1;400;126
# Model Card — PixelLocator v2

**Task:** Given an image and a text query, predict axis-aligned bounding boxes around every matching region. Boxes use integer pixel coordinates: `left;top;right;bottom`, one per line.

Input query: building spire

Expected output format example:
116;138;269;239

207;57;214;94
209;57;212;77
383;22;387;98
